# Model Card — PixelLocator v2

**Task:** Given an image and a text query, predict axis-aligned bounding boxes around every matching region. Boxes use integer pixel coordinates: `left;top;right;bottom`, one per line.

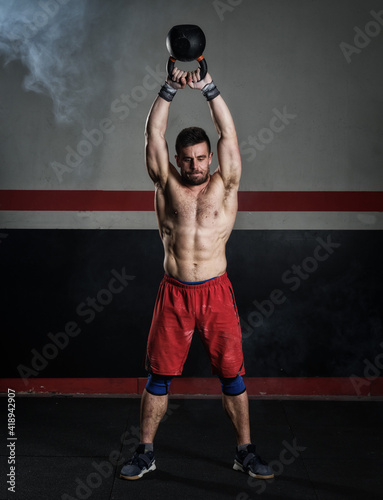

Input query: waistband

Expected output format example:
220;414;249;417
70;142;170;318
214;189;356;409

163;272;229;289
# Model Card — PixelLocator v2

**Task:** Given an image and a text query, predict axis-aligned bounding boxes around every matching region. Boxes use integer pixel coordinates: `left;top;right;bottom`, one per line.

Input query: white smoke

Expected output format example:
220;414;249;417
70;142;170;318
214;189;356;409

0;0;112;124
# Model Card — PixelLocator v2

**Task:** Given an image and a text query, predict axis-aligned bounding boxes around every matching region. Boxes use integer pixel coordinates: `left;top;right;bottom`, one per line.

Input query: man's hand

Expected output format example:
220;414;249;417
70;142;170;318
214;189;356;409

167;67;188;89
187;69;212;90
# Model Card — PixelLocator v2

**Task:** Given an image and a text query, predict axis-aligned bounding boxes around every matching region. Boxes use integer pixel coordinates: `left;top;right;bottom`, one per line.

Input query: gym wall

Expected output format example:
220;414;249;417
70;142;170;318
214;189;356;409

1;0;382;395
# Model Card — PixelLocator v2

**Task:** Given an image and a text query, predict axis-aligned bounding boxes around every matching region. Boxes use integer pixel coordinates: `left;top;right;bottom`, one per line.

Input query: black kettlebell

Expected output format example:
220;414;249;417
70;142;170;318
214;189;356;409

166;24;208;82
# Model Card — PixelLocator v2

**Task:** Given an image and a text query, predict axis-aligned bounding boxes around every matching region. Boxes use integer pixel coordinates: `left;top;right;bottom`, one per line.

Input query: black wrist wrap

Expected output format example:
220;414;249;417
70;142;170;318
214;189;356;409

201;81;220;101
158;82;177;102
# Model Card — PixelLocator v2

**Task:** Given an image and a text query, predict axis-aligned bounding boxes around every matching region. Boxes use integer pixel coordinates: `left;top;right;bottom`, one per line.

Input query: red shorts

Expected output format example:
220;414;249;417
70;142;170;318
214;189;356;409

146;273;245;378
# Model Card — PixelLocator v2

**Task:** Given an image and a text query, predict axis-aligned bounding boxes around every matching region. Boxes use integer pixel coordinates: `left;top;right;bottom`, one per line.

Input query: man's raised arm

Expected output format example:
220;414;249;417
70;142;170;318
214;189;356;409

145;70;187;186
187;71;241;189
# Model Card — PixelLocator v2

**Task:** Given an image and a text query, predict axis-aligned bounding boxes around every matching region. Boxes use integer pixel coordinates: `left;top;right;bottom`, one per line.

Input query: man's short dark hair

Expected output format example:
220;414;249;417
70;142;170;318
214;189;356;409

175;127;211;156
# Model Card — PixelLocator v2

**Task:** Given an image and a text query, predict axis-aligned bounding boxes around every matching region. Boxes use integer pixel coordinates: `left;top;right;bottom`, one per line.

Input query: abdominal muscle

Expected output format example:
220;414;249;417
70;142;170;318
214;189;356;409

161;223;229;282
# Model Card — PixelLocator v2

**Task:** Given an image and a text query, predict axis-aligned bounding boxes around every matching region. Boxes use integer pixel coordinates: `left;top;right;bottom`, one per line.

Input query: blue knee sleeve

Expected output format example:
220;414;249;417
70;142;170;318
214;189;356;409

219;375;246;396
145;373;173;396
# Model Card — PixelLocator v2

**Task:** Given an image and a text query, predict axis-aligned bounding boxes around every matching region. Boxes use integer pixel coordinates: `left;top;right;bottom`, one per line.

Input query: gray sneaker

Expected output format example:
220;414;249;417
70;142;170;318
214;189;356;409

120;444;156;480
233;444;274;479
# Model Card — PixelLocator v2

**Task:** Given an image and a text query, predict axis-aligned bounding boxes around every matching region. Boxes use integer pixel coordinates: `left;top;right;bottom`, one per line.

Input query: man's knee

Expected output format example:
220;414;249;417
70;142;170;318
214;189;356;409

219;375;246;396
145;373;173;396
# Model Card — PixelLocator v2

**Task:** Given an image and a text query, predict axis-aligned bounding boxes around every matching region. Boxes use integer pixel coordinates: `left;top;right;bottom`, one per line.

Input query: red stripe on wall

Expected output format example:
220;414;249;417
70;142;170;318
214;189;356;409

1;377;382;396
238;191;383;212
0;190;155;211
1;190;382;212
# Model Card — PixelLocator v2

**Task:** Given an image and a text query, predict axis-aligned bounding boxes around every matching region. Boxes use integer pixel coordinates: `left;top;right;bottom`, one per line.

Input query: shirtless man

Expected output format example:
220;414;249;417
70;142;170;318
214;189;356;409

120;68;274;481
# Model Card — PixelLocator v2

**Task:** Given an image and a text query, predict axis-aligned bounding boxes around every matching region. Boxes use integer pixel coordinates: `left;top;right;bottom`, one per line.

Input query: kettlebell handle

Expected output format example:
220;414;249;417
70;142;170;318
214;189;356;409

166;55;208;82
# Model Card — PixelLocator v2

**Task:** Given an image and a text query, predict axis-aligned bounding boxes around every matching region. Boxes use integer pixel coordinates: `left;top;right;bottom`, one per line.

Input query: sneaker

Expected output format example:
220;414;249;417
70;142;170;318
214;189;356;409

120;444;156;480
233;444;274;479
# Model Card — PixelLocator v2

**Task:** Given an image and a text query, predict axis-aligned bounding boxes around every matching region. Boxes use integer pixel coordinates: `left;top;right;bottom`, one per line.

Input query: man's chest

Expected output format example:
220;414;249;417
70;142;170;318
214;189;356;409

156;182;225;227
170;190;220;222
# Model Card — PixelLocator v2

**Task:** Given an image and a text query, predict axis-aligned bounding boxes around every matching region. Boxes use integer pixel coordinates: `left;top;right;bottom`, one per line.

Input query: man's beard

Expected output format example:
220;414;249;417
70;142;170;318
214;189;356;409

181;171;209;186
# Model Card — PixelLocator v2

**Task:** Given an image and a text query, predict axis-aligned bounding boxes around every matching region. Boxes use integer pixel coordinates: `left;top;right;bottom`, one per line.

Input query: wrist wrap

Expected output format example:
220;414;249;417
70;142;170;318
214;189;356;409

158;82;177;102
201;80;220;101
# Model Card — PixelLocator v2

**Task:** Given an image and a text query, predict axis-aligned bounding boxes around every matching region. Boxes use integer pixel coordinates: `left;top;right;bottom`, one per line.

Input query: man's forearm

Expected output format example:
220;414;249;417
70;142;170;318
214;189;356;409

145;76;183;139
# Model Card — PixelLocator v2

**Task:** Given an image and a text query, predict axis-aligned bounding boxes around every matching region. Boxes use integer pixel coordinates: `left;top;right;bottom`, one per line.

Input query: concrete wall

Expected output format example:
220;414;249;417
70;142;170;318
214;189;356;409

1;0;382;389
1;0;382;197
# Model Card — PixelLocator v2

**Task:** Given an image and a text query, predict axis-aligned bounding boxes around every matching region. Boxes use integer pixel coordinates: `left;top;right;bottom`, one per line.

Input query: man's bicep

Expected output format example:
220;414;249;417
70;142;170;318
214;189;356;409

217;136;242;187
145;134;170;184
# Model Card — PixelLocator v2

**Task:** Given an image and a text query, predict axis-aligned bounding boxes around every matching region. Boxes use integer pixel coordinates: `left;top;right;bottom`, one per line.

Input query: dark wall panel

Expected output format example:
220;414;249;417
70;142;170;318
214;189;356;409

2;229;382;380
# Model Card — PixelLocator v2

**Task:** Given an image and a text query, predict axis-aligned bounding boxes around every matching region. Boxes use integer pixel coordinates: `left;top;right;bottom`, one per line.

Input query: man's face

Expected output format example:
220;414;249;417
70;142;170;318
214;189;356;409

176;142;213;186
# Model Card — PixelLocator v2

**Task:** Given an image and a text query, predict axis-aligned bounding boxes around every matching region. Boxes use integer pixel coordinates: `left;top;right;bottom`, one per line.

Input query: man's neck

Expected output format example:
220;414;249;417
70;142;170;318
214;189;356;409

181;174;211;193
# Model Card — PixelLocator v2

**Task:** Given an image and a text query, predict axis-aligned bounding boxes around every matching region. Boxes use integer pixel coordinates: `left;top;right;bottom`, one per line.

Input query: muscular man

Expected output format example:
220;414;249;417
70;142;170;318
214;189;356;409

120;67;274;481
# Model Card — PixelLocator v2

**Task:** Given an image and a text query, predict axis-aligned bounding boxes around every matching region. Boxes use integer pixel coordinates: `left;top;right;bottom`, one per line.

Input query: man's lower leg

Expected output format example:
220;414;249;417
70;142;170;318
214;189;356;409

222;390;251;445
223;390;274;479
120;388;165;480
140;388;168;443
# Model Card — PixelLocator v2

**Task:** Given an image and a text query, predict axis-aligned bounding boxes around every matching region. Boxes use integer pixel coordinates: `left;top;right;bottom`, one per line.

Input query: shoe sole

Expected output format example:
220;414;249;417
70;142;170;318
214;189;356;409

120;462;156;480
233;460;274;479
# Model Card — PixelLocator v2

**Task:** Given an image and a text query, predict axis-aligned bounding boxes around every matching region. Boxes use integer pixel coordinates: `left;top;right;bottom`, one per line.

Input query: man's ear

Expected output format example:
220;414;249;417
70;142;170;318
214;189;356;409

208;152;213;164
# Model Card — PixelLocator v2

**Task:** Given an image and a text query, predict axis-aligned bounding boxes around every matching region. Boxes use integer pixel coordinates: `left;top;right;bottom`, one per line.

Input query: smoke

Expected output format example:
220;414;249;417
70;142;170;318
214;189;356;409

0;0;112;124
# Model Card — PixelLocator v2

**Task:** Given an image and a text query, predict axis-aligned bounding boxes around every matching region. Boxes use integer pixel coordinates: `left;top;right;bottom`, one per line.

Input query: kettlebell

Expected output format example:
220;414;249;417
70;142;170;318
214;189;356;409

166;24;208;81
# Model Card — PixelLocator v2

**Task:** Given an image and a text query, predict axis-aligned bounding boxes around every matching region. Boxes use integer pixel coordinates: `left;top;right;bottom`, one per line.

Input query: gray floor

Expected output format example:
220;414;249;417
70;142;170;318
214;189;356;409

1;395;383;500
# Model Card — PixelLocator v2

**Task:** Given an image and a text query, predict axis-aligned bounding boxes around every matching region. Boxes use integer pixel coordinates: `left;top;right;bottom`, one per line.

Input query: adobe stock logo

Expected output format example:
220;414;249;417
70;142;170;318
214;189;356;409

350;342;383;395
51;64;166;181
340;10;383;63
241;235;341;337
61;403;180;499
213;0;243;22
17;268;135;384
7;0;72;49
240;107;297;163
236;438;306;498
